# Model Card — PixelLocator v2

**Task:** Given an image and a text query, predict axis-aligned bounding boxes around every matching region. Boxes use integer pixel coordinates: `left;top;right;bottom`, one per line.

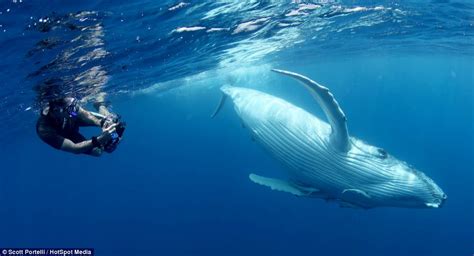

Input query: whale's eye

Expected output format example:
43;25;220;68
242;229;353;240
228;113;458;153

377;148;387;159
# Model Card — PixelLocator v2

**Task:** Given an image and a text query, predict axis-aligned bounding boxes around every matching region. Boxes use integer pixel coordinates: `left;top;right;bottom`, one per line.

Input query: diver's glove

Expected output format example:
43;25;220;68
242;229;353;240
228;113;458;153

91;136;102;148
100;114;119;130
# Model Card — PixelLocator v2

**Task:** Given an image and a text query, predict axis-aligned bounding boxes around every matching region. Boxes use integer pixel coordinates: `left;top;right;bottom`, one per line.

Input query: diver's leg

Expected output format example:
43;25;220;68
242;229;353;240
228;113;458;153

93;92;112;116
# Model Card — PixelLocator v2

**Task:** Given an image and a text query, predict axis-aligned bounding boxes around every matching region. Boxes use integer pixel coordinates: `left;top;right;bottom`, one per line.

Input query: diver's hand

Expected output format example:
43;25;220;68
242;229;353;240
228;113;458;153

101;115;117;131
97;123;118;145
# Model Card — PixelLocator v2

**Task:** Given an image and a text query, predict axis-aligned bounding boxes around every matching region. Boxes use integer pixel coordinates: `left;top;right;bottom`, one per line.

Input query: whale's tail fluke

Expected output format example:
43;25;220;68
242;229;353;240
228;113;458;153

211;92;228;118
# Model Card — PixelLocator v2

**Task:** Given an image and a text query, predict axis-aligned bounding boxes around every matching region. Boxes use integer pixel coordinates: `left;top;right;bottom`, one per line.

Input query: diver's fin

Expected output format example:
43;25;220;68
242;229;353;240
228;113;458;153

249;173;320;197
211;93;228;118
271;69;350;152
340;189;372;209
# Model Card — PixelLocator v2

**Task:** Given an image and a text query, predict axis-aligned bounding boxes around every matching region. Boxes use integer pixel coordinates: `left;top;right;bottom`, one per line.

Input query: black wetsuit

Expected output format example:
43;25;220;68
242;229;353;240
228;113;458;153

36;112;89;151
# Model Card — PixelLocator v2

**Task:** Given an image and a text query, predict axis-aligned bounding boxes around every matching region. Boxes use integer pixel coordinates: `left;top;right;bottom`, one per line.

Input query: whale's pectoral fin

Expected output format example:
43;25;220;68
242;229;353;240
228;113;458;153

271;69;350;152
340;189;372;209
249;173;320;197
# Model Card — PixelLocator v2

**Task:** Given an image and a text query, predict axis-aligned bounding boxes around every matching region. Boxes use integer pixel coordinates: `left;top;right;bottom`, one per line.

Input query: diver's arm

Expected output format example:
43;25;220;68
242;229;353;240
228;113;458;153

60;138;97;155
60;124;117;155
77;107;102;127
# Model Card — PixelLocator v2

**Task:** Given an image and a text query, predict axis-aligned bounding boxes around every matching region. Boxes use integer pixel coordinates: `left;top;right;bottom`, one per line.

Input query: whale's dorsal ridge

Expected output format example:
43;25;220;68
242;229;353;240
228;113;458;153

271;69;350;152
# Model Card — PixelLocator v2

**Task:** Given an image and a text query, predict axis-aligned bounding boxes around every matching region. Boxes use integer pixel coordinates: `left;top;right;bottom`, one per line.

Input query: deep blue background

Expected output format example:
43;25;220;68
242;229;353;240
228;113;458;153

1;55;472;255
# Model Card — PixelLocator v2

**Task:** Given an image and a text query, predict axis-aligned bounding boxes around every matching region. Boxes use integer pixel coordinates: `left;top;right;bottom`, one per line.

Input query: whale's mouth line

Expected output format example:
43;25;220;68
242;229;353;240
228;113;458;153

425;194;447;208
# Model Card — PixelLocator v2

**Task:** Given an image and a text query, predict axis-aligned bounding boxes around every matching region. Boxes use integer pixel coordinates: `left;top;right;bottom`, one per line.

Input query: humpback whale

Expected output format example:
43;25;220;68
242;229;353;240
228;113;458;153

215;69;446;209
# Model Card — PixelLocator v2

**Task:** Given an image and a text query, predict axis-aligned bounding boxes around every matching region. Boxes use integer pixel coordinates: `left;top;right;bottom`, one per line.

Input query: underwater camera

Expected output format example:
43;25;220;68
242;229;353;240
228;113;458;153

104;120;126;153
90;111;126;153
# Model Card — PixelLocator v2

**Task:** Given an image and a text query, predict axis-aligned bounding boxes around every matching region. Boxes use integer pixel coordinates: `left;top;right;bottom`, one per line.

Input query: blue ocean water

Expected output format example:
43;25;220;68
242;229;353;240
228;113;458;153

0;0;473;255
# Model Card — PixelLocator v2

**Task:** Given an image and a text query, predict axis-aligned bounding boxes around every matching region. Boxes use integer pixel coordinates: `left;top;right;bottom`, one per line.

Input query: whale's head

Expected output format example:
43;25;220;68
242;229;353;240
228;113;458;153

388;161;447;209
351;139;447;209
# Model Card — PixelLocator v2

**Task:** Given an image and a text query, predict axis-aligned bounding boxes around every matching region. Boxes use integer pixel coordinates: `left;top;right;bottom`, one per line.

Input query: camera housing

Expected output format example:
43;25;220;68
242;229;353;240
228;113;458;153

104;121;126;153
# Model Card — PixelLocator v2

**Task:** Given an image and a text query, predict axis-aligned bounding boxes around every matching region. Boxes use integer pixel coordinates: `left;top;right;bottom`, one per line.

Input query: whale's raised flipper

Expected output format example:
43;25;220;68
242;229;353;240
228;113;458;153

249;173;321;197
271;69;350;152
211;93;228;118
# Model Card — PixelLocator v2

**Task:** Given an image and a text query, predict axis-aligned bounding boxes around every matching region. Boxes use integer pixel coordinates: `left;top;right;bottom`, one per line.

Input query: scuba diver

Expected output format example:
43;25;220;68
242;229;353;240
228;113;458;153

36;97;125;156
